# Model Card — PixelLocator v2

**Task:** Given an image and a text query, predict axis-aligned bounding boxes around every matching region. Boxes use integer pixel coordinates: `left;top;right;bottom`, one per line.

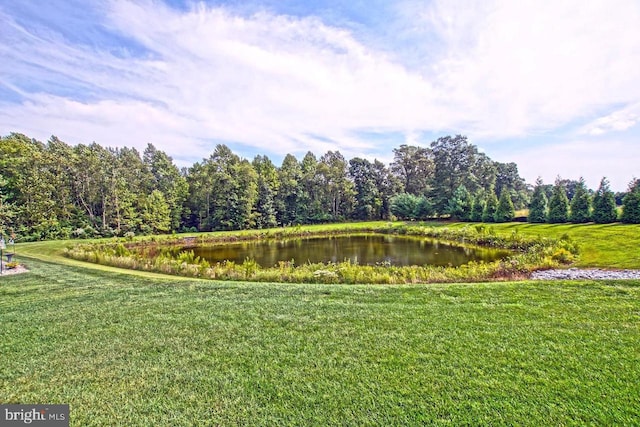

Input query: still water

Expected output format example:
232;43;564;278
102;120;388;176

182;234;509;267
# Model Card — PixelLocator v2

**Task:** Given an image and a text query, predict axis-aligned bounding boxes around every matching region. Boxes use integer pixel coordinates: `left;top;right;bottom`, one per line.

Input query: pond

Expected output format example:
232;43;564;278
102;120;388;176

176;234;509;267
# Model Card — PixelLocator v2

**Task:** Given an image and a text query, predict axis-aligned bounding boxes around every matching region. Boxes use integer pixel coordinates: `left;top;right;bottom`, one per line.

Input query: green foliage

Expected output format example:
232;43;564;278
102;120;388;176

621;184;640;224
414;196;434;219
482;191;498;223
592;177;618;223
569;178;592;223
7;131;638;242
447;185;473;221
390;144;433;196
431;135;483;214
390;193;419;220
470;193;484;222
494;189;515;222
528;178;548;223
141;190;171;234
252;155;279;229
349;157;384;220
548;179;569;223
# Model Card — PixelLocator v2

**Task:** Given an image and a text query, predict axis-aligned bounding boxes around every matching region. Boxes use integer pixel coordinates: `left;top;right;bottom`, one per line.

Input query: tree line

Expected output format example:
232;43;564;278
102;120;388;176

526;176;640;224
0;132;638;241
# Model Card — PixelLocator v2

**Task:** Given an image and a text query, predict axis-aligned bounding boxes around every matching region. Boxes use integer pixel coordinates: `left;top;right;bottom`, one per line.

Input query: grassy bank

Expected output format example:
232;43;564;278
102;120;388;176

445;222;640;269
1;258;639;425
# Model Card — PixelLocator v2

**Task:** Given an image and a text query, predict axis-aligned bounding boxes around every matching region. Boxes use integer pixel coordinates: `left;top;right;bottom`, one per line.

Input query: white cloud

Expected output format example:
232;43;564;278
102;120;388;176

407;0;640;138
580;103;640;136
1;0;640;189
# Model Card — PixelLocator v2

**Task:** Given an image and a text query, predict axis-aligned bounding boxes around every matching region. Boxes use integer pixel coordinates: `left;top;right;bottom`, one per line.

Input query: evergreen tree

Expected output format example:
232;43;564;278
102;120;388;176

470;193;484;222
591;177;618;223
447;185;472;221
569;178;591;223
390;193;419;220
528;177;548;223
414;196;434;220
482;190;498;223
494;189;515;223
547;179;569;223
621;179;640;224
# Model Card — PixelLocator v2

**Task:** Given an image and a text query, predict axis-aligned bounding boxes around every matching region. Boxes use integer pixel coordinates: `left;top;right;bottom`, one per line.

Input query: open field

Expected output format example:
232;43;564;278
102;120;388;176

2;222;640;425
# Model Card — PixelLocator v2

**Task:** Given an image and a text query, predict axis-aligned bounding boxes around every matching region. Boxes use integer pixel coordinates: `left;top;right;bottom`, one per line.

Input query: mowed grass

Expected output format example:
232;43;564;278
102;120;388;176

445;222;640;269
1;258;639;425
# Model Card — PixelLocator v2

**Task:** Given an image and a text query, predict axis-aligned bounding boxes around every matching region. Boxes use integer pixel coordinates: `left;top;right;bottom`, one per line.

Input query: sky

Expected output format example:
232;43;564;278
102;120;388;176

1;0;639;191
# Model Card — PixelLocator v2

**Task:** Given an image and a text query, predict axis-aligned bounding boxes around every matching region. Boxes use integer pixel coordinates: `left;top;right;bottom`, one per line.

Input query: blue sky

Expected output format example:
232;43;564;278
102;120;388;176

1;0;639;191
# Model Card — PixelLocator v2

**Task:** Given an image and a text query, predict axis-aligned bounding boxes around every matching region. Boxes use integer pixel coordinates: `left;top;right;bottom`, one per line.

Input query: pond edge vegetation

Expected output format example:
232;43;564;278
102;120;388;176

64;223;578;284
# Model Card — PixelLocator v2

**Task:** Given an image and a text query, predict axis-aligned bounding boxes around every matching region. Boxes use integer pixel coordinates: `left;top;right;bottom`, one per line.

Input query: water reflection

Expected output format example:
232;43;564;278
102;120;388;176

178;234;509;267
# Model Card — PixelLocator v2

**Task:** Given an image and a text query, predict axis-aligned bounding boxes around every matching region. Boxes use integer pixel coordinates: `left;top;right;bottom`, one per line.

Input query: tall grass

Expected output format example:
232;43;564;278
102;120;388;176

64;223;577;284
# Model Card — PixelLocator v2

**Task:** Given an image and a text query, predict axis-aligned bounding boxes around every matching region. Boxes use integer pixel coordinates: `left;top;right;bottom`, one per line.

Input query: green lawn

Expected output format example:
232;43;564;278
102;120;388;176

2;222;640;425
446;222;640;268
2;258;639;425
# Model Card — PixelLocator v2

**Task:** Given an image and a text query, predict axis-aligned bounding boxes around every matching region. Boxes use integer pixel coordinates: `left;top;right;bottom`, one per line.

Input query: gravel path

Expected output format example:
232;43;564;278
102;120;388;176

531;268;640;280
